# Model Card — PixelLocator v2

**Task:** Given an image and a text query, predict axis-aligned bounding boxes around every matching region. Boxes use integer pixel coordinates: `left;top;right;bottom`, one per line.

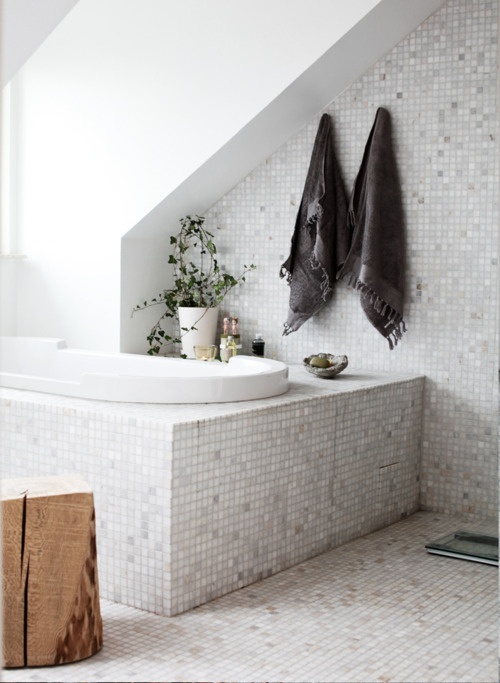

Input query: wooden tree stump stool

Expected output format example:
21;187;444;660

2;474;103;667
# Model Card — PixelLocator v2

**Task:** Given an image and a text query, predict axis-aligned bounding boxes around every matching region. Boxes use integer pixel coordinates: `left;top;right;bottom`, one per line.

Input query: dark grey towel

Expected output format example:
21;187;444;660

280;113;348;335
337;107;407;349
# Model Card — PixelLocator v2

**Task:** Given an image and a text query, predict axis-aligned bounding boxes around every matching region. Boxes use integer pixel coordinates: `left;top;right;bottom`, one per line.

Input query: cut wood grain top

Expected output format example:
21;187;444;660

1;474;92;500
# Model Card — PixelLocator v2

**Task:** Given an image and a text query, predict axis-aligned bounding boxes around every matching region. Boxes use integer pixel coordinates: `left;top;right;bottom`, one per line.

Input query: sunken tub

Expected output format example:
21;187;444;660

0;336;424;616
0;336;289;403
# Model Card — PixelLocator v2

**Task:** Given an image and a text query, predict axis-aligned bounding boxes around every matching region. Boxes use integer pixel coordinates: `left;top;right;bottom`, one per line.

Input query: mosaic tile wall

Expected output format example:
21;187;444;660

0;369;423;616
168;374;423;615
205;0;499;520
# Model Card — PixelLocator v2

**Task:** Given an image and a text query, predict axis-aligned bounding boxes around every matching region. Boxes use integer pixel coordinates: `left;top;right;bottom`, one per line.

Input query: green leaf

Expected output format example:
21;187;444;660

134;213;256;354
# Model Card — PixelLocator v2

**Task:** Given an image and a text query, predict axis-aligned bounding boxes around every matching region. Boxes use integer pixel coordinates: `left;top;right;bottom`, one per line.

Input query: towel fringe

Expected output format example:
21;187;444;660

306;206;332;301
306;205;323;228
340;270;406;349
279;206;325;289
279;265;292;284
309;252;333;301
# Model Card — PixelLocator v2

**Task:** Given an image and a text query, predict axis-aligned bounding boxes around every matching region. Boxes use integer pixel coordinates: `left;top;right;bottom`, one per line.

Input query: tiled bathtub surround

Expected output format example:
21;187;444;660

204;0;499;520
1;367;423;616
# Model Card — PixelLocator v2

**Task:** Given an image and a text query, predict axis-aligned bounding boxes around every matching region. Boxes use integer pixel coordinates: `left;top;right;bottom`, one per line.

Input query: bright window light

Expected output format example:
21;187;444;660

1;81;18;256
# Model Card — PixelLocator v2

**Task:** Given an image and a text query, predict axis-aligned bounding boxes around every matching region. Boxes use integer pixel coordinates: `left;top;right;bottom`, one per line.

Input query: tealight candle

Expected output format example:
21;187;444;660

194;345;217;361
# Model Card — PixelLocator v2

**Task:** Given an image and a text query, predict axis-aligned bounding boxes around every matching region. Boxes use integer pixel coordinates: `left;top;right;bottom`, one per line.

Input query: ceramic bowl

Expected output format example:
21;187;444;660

303;353;348;379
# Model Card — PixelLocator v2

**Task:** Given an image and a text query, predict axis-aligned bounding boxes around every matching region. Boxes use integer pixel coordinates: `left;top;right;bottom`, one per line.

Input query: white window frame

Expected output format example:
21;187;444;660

1;80;22;257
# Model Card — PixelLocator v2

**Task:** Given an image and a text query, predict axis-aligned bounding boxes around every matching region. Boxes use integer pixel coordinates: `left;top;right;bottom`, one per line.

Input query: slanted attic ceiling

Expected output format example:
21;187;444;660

3;0;447;243
125;0;447;240
1;0;80;85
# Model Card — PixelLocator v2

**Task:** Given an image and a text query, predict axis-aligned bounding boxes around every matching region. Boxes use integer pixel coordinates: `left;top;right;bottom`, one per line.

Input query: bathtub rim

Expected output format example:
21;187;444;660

0;336;289;404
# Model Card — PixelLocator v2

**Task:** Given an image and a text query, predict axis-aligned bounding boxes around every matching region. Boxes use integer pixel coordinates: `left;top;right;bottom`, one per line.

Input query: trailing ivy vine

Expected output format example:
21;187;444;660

133;215;256;355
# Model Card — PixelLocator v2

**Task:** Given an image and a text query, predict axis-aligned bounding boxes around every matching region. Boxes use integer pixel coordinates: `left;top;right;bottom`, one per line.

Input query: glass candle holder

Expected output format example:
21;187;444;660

193;345;218;361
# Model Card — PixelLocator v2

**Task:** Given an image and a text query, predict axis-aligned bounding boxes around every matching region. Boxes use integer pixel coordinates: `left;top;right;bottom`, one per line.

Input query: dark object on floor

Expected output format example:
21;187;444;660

425;530;498;566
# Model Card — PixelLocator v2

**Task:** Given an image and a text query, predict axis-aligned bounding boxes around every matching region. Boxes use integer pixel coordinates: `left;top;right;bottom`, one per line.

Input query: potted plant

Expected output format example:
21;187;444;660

133;214;256;356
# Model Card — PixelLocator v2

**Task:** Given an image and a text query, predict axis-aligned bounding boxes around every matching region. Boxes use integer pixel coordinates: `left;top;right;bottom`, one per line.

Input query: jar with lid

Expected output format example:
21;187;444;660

252;333;265;357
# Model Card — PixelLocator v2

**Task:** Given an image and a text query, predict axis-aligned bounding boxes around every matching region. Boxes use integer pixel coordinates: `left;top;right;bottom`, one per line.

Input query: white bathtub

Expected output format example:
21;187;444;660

0;337;289;403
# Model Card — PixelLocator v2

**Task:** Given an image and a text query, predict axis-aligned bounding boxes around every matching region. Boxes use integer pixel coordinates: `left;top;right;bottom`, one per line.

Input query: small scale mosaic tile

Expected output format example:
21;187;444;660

1;0;498;679
0;367;424;616
2;512;497;683
203;0;498;521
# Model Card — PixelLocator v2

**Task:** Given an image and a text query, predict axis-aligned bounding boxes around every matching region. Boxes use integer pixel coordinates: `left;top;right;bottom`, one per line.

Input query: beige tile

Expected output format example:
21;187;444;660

3;512;497;683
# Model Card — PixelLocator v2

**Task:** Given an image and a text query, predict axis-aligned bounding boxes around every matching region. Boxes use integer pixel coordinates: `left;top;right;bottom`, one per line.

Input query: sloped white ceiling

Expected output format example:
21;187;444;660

4;0;446;241
1;0;79;85
125;0;447;240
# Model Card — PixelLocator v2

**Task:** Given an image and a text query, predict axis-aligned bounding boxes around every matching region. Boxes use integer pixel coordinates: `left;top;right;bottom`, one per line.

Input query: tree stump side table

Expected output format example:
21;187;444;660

2;474;103;667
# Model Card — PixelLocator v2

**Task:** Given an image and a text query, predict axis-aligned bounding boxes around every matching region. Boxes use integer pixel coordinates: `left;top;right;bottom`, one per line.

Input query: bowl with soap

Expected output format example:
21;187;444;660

303;353;348;379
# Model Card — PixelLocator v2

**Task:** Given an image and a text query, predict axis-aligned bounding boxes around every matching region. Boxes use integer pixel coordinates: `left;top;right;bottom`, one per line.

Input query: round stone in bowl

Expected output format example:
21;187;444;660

303;353;348;378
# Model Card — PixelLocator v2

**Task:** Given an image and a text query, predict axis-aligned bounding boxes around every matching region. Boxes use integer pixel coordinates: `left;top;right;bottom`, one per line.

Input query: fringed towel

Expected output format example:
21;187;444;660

280;113;348;335
337;107;407;349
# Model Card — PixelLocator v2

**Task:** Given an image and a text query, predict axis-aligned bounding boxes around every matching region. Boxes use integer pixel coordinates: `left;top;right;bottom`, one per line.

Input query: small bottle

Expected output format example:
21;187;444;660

222;335;237;362
228;316;241;354
221;317;240;354
252;333;265;357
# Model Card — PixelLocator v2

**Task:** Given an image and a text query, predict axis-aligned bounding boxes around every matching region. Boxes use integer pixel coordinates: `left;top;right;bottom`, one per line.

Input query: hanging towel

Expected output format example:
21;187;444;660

337;107;407;349
280;113;348;335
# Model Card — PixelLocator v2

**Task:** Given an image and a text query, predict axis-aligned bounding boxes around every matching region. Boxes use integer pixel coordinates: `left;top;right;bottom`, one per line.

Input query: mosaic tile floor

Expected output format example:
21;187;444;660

3;511;498;683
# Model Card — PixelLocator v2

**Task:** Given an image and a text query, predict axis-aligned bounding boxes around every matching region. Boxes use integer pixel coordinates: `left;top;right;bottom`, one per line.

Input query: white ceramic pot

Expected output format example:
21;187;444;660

177;306;219;358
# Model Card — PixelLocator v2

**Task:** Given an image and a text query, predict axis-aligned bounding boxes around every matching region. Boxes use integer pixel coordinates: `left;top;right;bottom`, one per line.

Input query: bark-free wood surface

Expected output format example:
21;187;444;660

2;475;103;667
